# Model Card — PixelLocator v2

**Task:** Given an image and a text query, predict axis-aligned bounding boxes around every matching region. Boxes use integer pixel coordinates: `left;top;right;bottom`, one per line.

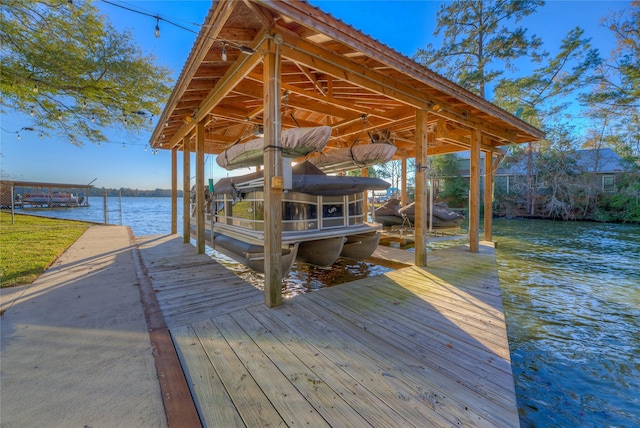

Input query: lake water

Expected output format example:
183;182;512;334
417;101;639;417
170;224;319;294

18;197;640;426
493;218;640;427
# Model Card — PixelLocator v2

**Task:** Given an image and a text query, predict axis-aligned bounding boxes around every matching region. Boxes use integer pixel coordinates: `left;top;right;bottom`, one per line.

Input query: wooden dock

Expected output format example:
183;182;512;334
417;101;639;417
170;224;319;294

136;234;519;427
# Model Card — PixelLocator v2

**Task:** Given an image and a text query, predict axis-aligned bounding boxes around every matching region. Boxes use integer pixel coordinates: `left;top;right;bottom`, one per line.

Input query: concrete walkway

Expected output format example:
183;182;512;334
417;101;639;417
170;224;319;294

1;226;168;428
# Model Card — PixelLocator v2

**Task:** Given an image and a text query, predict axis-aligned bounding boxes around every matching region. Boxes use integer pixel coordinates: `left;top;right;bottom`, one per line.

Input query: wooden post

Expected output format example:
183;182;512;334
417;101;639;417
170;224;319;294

196;120;206;254
484;150;493;242
171;147;178;235
414;109;429;267
182;135;191;244
469;130;481;252
401;157;407;206
263;36;283;307
361;167;369;217
10;184;15;224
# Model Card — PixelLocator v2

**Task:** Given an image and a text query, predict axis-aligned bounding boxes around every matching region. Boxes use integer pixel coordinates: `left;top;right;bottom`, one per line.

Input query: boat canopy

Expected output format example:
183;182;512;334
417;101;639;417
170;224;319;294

216;126;332;170
307;143;397;174
214;161;389;198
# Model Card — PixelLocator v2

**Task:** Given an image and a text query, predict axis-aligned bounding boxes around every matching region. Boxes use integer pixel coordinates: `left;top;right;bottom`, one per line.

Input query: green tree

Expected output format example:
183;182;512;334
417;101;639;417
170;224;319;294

414;0;544;98
0;0;173;145
582;1;639;111
581;1;640;159
492;27;600;214
374;160;402;198
430;154;468;208
494;27;600;125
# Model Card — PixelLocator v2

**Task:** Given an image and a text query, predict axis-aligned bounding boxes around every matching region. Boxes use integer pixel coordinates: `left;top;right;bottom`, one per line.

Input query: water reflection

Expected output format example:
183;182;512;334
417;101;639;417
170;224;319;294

204;245;392;297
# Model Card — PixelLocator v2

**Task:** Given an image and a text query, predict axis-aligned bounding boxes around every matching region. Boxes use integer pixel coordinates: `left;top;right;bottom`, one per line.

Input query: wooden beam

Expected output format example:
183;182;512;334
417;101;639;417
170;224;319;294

401;157;407;206
435;120;507;153
484;149;493;242
171;147;177;235
196;120;206;254
295;64;327;96
165;35;268;149
263;38;283;308
182;135;191;244
361;167;369;217
469;130;481;253
414;109;429;267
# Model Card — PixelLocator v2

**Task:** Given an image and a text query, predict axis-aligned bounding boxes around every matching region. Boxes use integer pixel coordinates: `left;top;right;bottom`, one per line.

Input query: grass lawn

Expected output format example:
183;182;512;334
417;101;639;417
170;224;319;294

0;212;91;287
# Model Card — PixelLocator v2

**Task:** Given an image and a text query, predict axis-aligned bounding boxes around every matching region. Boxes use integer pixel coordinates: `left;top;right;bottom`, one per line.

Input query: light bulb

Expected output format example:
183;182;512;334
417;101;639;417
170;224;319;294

17;133;21;140
33;83;38;94
155;18;160;38
122;143;126;150
221;43;227;61
98;142;101;148
30;107;35;117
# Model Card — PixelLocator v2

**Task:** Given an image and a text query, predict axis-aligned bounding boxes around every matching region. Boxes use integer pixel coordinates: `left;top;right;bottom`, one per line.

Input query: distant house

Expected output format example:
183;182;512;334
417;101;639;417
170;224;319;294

495;148;626;195
453;148;627;195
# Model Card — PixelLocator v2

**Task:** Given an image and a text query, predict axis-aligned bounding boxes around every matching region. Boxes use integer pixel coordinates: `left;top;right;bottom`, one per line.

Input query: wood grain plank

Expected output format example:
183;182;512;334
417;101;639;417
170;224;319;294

297;294;519;427
247;304;421;428
213;313;331;427
171;324;244;427
191;319;285;427
230;309;373;428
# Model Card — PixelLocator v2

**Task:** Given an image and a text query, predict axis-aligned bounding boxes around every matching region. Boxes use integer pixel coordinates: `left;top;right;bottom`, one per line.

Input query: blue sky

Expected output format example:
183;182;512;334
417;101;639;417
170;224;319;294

0;0;630;190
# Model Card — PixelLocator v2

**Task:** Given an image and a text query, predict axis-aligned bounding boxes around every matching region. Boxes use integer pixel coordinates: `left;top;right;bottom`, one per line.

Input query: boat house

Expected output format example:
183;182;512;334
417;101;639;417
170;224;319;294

150;0;543;307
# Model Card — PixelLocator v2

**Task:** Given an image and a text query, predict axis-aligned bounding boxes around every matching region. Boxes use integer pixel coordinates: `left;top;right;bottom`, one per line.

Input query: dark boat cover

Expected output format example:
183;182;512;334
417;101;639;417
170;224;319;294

214;161;390;197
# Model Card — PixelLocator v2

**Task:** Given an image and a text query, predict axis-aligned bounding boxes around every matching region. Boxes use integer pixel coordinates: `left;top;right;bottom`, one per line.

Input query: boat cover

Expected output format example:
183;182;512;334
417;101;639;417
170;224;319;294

307;143;397;174
399;201;465;222
216;126;332;170
214;161;390;197
374;198;402;217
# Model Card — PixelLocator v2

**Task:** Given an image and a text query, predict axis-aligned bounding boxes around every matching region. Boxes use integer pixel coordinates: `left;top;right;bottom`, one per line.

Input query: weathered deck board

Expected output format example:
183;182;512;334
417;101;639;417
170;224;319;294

136;234;519;427
136;235;263;328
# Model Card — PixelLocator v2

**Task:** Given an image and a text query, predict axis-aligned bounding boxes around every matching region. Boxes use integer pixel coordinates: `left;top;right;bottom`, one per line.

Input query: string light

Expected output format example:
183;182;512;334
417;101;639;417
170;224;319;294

30;106;35;117
17;133;21;141
221;42;227;61
154;16;160;38
98;142;101;148
33;83;38;94
122;142;126;150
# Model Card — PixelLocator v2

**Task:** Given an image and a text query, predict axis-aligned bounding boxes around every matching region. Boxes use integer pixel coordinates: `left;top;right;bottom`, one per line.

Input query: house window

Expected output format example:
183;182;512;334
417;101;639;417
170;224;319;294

602;175;615;192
